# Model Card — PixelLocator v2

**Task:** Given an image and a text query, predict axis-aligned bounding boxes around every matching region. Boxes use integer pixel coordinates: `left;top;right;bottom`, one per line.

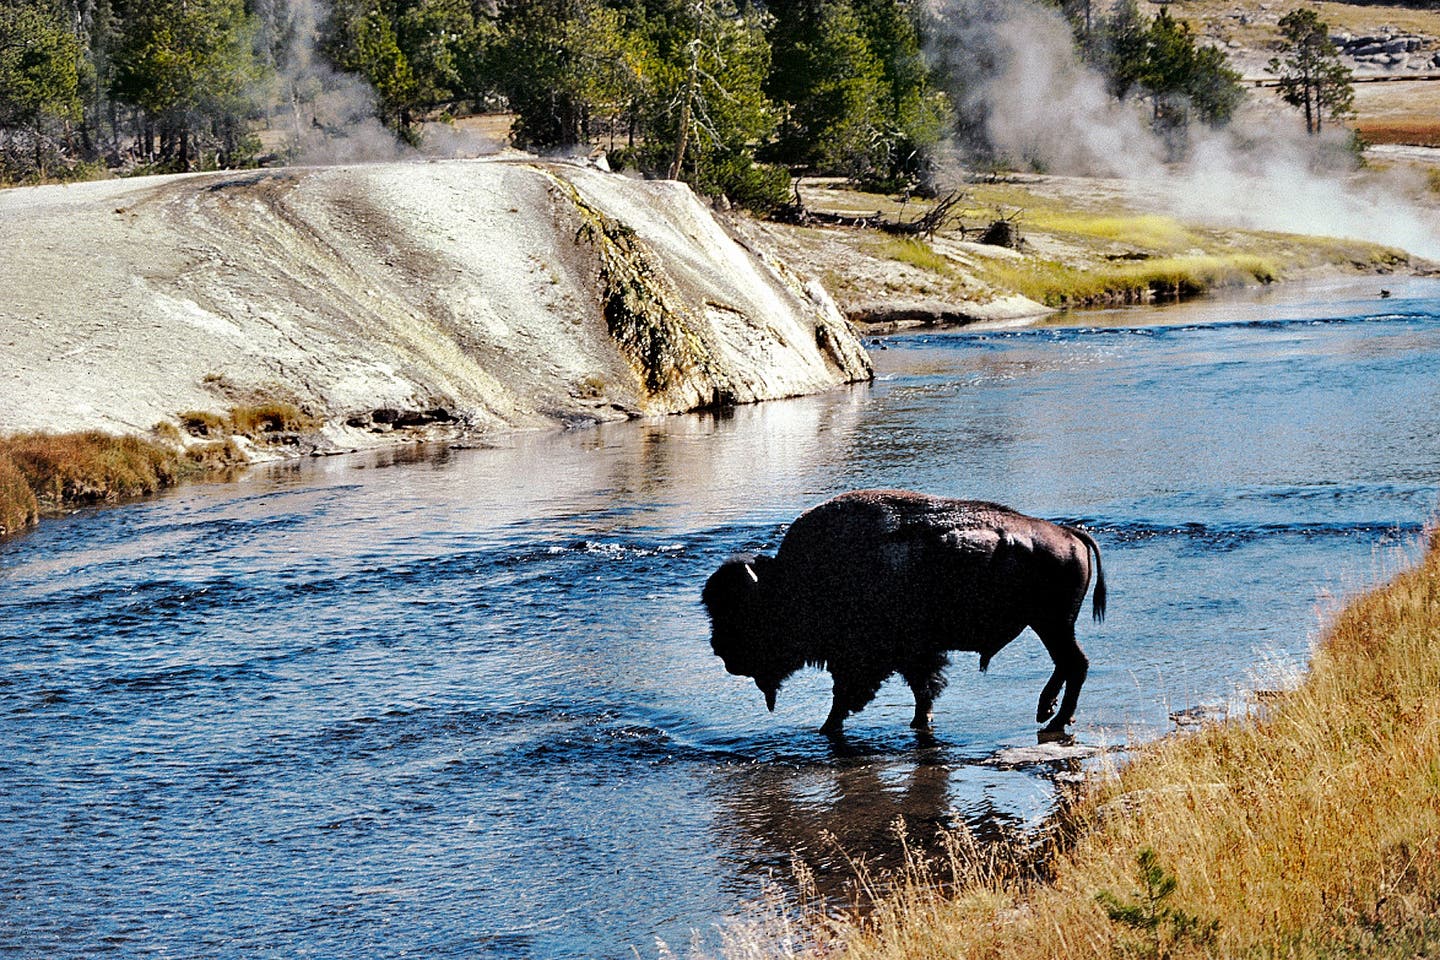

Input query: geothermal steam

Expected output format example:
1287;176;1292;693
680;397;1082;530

272;0;502;164
927;0;1440;261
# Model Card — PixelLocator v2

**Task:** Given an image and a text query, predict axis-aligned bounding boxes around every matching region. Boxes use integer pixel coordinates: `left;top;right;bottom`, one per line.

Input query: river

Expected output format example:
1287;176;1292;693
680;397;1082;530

3;278;1438;958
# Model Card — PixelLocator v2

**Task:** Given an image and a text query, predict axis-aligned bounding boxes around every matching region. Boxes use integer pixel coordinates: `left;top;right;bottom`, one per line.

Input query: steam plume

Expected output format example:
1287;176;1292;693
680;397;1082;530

269;0;502;165
925;0;1440;261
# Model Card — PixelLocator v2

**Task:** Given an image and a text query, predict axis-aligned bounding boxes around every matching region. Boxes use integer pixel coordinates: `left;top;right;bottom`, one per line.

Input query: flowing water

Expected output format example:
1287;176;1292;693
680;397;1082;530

3;278;1440;958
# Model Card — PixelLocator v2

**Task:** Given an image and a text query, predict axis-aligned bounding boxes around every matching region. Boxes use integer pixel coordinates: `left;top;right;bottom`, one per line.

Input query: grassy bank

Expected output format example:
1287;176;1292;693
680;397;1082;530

975;252;1279;307
768;178;1414;320
0;403;317;538
740;534;1440;959
0;431;191;537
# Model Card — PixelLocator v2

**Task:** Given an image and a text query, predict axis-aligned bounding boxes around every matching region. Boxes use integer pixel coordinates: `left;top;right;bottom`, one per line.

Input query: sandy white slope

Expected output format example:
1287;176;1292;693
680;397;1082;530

0;157;871;449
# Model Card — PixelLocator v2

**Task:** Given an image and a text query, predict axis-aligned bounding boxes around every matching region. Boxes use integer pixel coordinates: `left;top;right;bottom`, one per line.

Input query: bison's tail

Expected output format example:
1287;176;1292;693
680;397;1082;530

1065;526;1107;624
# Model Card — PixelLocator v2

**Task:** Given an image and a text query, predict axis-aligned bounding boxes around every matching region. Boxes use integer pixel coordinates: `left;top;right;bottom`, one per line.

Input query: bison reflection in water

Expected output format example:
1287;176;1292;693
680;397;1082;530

703;490;1107;739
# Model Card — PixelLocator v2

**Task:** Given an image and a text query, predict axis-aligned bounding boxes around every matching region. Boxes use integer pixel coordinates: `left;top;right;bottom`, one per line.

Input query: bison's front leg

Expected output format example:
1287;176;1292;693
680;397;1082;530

902;663;946;732
820;700;848;736
821;671;885;736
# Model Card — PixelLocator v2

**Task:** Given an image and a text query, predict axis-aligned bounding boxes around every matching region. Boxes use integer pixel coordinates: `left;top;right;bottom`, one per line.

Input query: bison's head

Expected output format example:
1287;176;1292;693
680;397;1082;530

702;554;796;711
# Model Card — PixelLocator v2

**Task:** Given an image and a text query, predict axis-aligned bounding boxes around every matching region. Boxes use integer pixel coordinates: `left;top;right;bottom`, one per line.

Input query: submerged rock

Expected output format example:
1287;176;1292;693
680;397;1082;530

0;159;871;448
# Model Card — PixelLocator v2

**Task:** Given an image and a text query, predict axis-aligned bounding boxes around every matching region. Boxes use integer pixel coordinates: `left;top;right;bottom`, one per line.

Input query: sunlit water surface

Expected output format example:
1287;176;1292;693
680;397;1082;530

3;278;1439;958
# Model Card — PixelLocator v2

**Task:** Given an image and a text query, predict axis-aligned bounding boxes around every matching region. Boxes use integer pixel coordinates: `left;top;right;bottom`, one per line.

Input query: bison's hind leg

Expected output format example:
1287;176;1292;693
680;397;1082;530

1033;620;1089;735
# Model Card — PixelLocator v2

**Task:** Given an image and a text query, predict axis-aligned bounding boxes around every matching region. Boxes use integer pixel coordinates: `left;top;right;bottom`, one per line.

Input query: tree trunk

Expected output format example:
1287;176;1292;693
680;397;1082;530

668;38;701;181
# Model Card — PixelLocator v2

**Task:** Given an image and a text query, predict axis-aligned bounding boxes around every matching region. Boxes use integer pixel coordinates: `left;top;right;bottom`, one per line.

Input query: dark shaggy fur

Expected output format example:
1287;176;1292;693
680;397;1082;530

702;489;1106;736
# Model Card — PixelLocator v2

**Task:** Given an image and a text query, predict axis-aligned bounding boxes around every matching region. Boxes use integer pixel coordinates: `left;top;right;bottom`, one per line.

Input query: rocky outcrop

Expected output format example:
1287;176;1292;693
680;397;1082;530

0;158;871;449
1331;29;1439;71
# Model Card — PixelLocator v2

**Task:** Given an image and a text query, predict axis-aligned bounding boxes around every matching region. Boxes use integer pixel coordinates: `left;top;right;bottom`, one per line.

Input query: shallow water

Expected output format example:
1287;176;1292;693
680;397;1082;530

3;278;1439;958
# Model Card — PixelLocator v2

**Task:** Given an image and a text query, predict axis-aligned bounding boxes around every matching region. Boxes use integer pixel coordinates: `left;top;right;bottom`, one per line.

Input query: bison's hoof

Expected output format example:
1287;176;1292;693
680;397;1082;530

910;716;933;732
1036;728;1074;745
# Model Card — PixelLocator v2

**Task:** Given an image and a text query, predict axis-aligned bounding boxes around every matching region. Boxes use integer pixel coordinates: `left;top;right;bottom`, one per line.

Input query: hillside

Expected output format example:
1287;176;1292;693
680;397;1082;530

0;159;871;453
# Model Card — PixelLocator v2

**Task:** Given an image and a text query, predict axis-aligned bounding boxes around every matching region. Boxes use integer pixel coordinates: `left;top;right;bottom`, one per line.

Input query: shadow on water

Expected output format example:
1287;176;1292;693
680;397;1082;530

714;738;1039;899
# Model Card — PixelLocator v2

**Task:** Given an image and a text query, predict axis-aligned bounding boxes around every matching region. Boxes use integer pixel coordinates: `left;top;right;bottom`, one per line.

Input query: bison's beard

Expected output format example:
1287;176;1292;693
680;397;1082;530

758;679;778;712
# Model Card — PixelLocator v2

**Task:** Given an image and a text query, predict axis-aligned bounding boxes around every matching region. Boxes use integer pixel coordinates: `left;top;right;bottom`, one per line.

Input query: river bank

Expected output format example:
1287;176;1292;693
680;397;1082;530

752;171;1436;330
4;155;1437;541
0;157;877;537
0;158;871;444
5;281;1437;957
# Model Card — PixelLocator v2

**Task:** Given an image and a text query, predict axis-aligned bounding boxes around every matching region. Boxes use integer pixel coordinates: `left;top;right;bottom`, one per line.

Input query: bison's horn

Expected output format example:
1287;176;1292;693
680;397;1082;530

744;563;758;584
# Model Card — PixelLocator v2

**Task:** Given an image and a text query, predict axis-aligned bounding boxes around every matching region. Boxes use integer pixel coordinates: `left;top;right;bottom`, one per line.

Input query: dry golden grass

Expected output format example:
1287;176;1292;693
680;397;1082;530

1;399;321;537
227;401;319;436
745;534;1440;960
0;428;252;537
1;431;185;514
0;453;39;537
183;438;247;469
180;403;319;439
178;409;229;437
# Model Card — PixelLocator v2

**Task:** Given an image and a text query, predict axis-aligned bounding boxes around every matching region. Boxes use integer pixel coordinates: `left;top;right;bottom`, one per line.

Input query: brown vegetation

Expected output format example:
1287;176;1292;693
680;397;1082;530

226;402;320;436
0;454;39;537
179;402;319;439
0;432;185;537
0;425;254;538
729;533;1440;959
1354;120;1440;148
0;399;320;537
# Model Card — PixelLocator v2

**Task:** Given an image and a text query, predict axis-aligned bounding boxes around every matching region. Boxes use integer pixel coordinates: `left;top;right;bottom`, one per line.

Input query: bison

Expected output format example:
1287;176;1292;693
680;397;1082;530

702;489;1106;737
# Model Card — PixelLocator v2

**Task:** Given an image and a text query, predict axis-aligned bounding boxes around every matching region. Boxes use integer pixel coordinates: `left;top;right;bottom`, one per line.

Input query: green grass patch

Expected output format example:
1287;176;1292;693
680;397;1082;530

865;237;954;274
978;254;1279;307
1024;212;1196;252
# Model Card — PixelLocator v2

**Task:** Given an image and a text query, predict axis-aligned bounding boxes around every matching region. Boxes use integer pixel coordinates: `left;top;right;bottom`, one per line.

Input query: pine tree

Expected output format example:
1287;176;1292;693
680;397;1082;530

766;0;885;175
1085;1;1242;151
850;0;947;189
109;0;267;169
1142;9;1242;131
0;0;83;180
648;0;784;209
1269;7;1353;135
490;0;643;149
325;0;483;142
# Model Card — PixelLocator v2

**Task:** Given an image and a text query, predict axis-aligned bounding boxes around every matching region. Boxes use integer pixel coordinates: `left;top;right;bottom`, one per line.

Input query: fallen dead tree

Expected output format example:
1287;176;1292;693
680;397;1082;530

774;186;966;240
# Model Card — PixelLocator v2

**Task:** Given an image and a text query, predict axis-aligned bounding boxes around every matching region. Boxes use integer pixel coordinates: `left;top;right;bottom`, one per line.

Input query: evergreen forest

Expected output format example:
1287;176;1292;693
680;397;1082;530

2;0;1250;206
